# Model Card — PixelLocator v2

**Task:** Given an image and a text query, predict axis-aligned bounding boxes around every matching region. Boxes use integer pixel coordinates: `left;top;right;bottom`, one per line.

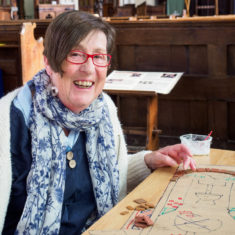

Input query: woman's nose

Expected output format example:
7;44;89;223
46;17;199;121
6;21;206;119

79;57;95;73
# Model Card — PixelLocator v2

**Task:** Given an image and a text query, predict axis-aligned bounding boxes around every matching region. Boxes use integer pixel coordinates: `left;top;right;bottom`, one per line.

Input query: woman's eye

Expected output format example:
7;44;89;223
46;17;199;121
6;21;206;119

94;55;105;60
72;52;82;57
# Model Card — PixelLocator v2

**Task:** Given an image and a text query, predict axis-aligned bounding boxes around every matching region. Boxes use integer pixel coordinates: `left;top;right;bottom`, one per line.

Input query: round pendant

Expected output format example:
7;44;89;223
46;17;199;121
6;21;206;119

69;159;76;168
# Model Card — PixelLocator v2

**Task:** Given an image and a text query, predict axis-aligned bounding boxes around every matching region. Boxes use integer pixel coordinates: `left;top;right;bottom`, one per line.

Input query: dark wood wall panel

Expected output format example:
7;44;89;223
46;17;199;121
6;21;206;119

208;44;227;76
116;45;135;70
0;47;21;92
119;96;147;127
169;46;188;73
0;57;17;75
189;101;208;132
158;100;191;135
158;100;209;135
189;45;208;75
209;101;227;139
117;44;208;74
136;46;171;71
228;102;235;139
227;45;235;75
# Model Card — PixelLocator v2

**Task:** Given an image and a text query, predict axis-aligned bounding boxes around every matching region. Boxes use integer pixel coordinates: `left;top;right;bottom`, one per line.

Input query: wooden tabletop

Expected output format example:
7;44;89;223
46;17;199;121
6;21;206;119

82;148;235;235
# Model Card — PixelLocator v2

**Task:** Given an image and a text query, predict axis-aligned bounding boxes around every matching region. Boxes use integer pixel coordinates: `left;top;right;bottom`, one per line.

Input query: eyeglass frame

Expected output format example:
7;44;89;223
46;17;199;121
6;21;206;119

66;50;112;67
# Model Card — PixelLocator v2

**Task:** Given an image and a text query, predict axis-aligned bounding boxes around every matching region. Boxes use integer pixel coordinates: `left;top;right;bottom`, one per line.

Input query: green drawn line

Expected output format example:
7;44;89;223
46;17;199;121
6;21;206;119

193;174;205;179
229;207;235;212
225;177;235;181
160;207;177;215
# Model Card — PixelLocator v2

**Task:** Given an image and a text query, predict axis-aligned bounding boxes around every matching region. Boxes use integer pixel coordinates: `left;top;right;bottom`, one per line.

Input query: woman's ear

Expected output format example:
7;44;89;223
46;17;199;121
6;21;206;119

44;56;53;76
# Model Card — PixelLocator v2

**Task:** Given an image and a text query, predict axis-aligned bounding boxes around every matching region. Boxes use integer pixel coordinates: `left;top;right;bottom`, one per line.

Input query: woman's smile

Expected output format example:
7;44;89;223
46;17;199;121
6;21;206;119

73;80;94;89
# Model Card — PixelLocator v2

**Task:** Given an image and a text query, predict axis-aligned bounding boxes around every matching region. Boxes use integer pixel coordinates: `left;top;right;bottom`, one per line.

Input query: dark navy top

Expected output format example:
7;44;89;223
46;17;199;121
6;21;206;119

2;103;97;235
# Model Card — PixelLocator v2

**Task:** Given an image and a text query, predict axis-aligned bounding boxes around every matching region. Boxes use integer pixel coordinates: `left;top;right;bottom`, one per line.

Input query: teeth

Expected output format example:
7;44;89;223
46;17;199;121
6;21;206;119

74;81;92;87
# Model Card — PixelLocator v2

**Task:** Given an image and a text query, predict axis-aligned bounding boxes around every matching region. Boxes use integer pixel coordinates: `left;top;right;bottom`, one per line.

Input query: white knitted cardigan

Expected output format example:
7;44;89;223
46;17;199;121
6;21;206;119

0;88;151;233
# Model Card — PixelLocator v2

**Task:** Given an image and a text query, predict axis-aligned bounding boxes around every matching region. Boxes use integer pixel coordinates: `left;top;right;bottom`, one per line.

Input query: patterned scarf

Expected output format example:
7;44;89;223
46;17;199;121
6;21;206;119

16;70;119;234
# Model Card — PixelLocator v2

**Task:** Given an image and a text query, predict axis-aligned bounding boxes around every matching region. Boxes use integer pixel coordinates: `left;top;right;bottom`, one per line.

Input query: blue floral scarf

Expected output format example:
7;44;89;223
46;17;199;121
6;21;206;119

16;69;119;234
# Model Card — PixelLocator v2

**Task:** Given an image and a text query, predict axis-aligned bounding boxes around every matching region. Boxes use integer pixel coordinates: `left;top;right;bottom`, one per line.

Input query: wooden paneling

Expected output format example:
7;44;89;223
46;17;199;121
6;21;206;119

0;46;21;92
1;17;235;150
228;102;235;140
189;45;208;74
110;17;235;150
119;96;147;127
228;45;235;75
0;6;11;20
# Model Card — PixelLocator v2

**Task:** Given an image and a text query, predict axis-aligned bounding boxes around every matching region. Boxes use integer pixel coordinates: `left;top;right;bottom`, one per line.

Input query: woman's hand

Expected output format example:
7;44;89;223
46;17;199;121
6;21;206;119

144;144;196;171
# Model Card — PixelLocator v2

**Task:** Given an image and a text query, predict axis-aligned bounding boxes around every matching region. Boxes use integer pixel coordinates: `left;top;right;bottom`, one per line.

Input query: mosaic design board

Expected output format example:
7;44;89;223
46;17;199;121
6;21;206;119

90;165;235;235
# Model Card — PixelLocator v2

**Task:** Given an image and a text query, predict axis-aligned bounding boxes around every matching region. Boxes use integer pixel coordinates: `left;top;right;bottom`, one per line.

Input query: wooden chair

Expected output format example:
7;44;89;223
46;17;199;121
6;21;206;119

0;6;11;20
195;0;219;16
136;1;166;16
20;22;44;84
185;0;191;16
0;0;19;20
115;4;136;17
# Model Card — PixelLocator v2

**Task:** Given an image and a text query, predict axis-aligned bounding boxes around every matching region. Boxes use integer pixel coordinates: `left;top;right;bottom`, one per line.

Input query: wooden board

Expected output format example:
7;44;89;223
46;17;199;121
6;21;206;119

82;148;235;235
89;165;235;234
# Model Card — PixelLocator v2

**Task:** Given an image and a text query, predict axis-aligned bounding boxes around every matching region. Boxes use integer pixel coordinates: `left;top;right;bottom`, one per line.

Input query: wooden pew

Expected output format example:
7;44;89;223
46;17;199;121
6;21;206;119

20;22;44;84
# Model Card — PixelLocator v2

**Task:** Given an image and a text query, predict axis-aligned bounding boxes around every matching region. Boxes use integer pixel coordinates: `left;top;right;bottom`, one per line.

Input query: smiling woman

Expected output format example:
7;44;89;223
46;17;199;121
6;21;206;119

44;29;110;113
0;10;196;235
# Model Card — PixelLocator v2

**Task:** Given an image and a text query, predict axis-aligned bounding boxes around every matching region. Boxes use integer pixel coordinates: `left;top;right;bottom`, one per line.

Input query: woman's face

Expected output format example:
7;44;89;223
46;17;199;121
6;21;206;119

46;30;109;113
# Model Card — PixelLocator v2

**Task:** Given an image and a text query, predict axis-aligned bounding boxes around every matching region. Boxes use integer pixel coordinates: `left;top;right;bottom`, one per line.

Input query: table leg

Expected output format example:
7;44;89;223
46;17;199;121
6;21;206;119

147;95;159;150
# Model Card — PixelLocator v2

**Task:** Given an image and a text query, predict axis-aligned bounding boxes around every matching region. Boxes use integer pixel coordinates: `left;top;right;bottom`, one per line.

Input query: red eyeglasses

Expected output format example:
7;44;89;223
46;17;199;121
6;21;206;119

66;50;112;67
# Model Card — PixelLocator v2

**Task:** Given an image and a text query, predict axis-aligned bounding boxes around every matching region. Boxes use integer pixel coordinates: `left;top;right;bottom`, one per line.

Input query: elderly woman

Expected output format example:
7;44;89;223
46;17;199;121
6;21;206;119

0;11;196;235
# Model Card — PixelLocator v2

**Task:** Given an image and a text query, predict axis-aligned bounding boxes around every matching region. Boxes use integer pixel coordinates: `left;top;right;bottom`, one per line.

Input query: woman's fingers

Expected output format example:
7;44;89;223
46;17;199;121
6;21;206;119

182;156;197;170
144;144;197;170
162;155;178;167
189;158;197;171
